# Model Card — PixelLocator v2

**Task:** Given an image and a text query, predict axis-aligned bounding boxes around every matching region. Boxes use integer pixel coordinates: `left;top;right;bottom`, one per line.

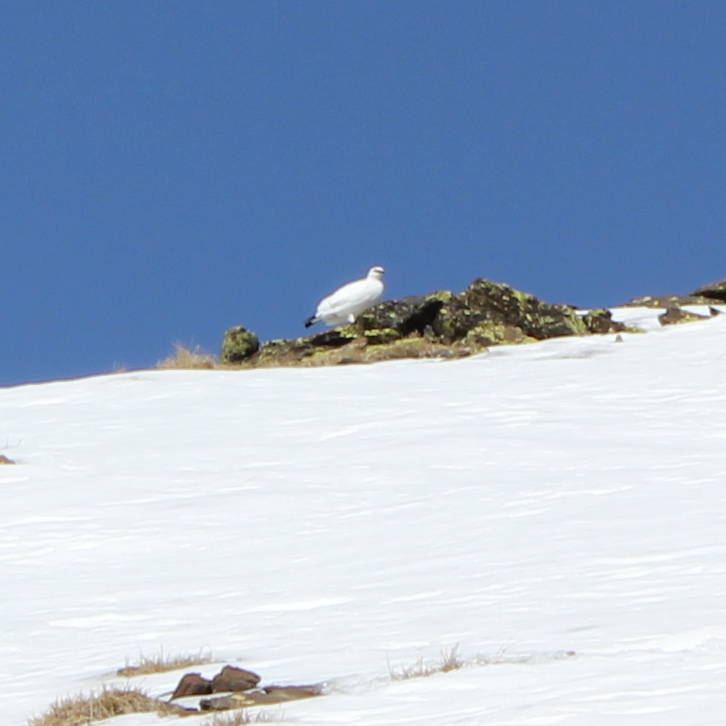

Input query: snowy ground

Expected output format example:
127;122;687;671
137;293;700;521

2;307;726;725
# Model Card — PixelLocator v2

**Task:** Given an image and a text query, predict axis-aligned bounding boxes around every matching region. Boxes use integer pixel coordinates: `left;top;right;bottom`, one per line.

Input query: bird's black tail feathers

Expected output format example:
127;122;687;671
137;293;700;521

304;316;317;328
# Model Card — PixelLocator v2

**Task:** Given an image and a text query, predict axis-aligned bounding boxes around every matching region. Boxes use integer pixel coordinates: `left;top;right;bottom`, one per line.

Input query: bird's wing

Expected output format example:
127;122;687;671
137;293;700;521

316;279;370;316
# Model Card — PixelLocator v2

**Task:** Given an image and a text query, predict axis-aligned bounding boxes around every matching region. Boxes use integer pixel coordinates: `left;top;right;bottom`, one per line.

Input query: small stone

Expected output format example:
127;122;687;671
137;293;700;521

0;455;16;465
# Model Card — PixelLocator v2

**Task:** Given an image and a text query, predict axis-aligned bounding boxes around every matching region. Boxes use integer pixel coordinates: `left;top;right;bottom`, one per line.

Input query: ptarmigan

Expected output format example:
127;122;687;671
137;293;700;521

304;266;385;328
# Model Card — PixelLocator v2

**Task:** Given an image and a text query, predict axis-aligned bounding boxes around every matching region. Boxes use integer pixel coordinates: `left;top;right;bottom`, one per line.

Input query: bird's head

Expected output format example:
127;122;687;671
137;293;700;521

368;266;385;280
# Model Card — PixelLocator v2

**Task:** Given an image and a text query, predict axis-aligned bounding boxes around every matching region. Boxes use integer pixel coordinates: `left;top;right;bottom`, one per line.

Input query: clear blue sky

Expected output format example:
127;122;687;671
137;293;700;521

2;1;725;386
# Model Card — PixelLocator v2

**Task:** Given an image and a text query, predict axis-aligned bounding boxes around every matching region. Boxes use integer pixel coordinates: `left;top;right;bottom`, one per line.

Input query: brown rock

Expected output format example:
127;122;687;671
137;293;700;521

210;665;261;693
200;685;322;711
691;278;726;303
658;307;709;326
0;455;15;465
171;672;213;700
580;309;628;335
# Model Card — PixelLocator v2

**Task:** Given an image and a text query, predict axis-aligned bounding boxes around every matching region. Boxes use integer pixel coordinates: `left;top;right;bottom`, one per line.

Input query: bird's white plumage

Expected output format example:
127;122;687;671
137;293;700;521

306;266;385;328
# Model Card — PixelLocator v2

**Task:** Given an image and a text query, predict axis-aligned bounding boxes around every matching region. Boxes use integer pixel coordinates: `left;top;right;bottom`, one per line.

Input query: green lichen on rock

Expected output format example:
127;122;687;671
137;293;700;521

219;276;652;369
463;323;534;348
220;326;260;363
433;279;588;343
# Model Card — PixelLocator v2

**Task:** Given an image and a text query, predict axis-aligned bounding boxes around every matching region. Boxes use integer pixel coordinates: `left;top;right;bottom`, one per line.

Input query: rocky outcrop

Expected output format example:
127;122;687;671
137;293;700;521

218;275;726;369
691;278;726;303
224;279;632;368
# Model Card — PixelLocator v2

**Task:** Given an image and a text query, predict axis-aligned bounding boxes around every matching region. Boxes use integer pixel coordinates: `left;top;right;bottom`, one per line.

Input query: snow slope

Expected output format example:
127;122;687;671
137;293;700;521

2;308;726;725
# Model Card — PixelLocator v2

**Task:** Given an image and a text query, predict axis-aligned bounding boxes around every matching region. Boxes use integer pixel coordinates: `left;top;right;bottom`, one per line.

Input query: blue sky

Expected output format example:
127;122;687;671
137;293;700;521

2;1;725;386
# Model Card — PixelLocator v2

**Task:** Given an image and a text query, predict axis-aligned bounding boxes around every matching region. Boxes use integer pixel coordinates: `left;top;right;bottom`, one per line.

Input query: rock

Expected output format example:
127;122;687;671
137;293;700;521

621;293;718;308
220;326;260;363
658;307;710;326
209;665;261;693
691;278;726;302
356;293;452;339
0;455;16;465
200;685;322;711
170;672;213;700
580;309;629;335
222;278;603;368
433;279;588;344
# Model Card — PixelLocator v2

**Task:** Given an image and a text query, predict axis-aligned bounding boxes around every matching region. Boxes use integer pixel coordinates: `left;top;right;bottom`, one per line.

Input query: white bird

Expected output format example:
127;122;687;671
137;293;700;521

305;266;386;328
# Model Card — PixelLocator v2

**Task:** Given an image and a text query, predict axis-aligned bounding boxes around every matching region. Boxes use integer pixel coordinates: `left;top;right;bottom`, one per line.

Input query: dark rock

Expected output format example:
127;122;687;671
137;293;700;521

223;278;601;368
581;309;629;335
658;307;710;326
170;672;213;700
210;665;261;693
691;278;726;302
709;306;721;316
220;326;260;363
356;293;452;338
433;279;588;344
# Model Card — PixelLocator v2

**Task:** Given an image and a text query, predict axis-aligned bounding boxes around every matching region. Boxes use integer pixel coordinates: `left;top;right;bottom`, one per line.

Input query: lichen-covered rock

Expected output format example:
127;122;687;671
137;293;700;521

221;326;260;363
691;278;726;303
356;293;453;339
658;307;710;326
581;309;629;335
433;279;588;344
223;278;607;368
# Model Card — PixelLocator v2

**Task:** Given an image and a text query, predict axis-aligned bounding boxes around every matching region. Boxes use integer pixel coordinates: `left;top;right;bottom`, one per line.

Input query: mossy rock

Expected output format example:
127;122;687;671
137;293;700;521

220;326;260;363
356;293;453;338
463;323;534;348
433;279;588;344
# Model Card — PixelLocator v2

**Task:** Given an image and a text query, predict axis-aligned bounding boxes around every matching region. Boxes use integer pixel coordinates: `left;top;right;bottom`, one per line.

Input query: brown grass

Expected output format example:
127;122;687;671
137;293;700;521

26;685;191;726
388;645;465;681
388;645;576;682
117;648;215;677
202;710;283;726
157;343;217;370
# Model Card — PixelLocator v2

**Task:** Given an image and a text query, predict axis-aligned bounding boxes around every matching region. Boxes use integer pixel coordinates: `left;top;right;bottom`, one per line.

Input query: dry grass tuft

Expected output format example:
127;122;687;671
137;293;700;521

202;709;284;726
157;343;217;370
26;685;189;726
389;645;465;681
117;648;214;677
